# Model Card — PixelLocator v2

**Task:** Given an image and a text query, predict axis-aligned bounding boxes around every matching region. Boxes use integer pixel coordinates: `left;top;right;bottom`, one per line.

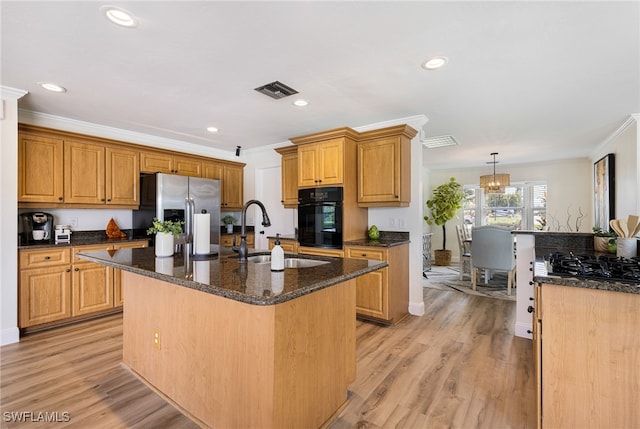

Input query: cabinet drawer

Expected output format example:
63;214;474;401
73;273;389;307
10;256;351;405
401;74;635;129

345;247;387;261
298;246;344;258
113;240;149;249
20;248;71;269
72;244;114;264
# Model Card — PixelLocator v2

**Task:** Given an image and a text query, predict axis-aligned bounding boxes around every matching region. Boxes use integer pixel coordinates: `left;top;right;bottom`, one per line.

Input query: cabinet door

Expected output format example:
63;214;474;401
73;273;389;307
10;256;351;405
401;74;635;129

19;266;71;327
317;138;344;185
72;263;113;316
18;132;64;203
222;165;244;210
297;144;319;187
174;156;202;177
64;140;105;204
220;235;235;247
281;150;298;207
203;161;223;180
140;151;174;174
345;246;389;320
358;137;401;204
106;146;139;205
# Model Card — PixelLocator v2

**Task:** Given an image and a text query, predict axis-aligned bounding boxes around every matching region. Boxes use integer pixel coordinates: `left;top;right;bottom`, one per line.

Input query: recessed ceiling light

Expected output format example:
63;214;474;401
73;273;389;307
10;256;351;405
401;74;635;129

293;99;308;107
206;127;219;133
101;5;138;28
421;56;448;70
38;82;67;93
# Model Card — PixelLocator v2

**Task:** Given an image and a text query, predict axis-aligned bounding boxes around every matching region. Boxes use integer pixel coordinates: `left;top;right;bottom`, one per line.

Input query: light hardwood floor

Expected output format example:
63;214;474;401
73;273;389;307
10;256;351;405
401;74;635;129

0;288;535;429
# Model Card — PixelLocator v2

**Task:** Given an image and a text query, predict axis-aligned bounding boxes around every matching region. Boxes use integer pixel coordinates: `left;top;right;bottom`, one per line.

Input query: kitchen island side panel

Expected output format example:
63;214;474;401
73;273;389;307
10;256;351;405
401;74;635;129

121;270;356;429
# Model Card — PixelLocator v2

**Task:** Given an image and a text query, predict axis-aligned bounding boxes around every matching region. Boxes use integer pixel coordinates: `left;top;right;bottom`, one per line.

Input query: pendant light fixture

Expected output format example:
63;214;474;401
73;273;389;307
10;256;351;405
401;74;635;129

479;152;510;193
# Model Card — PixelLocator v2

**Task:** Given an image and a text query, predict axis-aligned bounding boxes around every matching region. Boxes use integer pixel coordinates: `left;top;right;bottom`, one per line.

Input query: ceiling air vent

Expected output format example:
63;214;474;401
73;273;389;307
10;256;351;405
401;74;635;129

421;134;459;149
254;81;299;99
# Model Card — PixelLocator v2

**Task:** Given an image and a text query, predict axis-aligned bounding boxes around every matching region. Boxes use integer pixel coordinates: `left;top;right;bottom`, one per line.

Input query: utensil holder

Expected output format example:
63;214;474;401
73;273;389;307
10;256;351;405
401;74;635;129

616;238;638;258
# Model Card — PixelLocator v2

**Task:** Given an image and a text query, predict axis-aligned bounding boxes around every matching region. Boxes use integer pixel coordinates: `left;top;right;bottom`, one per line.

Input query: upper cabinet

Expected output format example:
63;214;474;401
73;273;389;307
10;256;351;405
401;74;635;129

18;131;64;204
357;125;417;207
19;126;139;208
203;160;245;210
290;127;359;189
274;146;298;207
140;151;202;177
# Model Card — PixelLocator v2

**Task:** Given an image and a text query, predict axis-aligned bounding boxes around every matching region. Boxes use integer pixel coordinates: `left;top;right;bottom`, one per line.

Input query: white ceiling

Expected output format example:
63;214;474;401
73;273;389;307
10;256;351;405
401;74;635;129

2;1;638;169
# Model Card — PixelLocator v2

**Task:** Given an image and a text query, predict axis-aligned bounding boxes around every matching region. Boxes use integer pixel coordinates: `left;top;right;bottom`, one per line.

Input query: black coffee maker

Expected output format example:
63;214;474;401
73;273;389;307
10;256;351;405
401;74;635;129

20;212;54;244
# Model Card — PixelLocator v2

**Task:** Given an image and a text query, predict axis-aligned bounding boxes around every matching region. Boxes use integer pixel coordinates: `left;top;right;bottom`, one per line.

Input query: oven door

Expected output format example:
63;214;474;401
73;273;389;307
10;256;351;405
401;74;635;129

298;202;343;249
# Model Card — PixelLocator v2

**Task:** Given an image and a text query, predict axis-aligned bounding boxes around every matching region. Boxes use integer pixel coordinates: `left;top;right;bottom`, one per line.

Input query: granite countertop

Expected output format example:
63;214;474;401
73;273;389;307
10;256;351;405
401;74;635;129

77;246;388;306
533;259;640;294
18;231;150;250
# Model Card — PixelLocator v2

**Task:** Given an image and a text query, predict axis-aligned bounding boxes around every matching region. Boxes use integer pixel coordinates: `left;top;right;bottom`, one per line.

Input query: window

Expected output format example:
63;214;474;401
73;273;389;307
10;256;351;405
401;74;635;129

463;183;546;230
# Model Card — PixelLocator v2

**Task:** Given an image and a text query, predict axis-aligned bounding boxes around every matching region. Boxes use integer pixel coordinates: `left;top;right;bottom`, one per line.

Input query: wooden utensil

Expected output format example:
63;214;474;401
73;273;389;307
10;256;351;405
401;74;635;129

610;219;625;237
627;215;639;237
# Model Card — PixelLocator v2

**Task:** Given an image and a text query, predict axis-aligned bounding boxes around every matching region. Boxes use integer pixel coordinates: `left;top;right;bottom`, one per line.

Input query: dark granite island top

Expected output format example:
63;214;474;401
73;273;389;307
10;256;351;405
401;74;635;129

77;246;388;305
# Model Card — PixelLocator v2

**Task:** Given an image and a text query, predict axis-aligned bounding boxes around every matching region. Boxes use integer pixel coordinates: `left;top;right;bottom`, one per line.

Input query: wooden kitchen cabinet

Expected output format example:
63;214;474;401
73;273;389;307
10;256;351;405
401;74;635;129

274;146;298;207
296;138;344;187
268;237;298;253
18;131;64;203
298;246;344;258
357;124;416;207
140;151;203;177
71;244;114;316
18;125;139;208
535;283;640;429
344;243;409;324
220;233;254;248
202;161;245;210
19;248;72;327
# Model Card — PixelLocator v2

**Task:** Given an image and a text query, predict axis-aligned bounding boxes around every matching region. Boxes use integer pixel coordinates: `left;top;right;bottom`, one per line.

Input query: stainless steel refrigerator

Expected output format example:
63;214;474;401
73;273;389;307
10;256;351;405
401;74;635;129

133;173;220;253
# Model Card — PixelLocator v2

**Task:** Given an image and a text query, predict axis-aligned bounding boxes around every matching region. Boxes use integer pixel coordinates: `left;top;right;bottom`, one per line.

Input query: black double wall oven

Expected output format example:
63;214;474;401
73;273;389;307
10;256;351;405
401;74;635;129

297;187;343;249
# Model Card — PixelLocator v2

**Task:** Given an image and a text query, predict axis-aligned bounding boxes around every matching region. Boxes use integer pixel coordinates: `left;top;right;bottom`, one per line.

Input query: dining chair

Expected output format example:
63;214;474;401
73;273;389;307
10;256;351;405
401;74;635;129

455;225;472;280
471;225;516;295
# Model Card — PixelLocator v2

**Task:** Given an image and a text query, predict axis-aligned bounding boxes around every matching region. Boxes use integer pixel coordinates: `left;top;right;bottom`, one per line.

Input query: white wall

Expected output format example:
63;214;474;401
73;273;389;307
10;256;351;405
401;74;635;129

1;87;27;345
592;117;639;220
426;157;593;262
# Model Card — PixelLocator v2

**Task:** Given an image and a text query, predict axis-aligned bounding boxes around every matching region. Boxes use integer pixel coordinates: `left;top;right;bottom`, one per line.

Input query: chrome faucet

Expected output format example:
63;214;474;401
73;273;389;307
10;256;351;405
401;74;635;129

238;200;271;262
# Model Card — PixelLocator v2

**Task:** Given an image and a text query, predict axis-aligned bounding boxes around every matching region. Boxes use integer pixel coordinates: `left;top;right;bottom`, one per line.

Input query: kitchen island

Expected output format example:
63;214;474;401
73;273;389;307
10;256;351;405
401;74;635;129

78;246;387;428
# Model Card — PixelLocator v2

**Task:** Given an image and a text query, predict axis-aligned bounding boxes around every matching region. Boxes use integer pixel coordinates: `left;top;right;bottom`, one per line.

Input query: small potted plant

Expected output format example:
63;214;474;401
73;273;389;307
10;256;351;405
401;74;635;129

592;227;616;254
424;177;466;266
147;217;184;257
222;215;236;234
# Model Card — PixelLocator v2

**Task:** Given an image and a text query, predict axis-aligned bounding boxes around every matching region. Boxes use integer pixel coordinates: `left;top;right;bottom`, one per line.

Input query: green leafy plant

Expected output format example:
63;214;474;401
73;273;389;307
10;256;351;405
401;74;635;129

222;215;236;225
146;218;184;237
592;227;616;237
424;177;466;251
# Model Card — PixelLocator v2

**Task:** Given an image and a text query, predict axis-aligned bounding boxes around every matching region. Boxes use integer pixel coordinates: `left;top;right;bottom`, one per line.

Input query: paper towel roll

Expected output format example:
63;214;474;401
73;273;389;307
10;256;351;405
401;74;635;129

193;213;210;255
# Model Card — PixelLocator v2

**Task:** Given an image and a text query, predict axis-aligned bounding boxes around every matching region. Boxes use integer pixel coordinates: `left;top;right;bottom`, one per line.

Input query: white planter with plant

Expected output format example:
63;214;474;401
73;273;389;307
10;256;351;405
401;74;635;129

222;215;236;234
147;218;184;257
424;177;466;266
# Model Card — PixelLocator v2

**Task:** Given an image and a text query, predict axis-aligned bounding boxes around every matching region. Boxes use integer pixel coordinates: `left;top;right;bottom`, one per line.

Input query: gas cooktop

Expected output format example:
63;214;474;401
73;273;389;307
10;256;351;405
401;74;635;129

547;252;640;284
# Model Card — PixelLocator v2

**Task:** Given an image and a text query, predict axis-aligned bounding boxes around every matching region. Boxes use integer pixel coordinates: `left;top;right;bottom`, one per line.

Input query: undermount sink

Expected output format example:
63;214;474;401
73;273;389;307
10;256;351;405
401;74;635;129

245;255;329;268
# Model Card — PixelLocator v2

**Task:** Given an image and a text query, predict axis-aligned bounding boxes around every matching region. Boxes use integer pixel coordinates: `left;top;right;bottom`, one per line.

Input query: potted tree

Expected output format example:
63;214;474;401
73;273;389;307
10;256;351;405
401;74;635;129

424;177;466;266
222;215;236;234
147;218;184;257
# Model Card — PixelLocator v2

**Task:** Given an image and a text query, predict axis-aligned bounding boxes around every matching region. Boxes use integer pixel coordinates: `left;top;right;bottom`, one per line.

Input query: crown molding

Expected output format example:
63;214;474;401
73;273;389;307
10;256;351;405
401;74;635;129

594;114;639;154
17;109;238;161
0;86;28;100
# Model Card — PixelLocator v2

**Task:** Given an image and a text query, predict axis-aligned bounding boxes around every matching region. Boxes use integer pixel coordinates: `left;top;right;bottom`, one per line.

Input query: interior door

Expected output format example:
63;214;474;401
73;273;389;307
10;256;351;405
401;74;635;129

255;166;295;250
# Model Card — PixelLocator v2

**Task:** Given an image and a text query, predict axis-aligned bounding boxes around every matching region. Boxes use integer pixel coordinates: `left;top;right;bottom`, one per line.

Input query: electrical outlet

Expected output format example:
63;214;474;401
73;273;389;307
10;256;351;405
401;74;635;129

153;328;161;350
389;217;395;227
70;217;78;228
398;218;405;228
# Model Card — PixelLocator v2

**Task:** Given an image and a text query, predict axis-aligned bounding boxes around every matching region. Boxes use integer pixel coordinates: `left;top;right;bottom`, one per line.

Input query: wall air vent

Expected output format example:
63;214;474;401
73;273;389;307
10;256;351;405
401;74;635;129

254;81;299;99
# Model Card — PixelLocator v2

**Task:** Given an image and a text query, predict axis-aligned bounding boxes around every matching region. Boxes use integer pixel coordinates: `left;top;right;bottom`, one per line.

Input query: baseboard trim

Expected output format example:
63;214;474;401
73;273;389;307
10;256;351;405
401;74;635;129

0;326;20;346
409;300;425;316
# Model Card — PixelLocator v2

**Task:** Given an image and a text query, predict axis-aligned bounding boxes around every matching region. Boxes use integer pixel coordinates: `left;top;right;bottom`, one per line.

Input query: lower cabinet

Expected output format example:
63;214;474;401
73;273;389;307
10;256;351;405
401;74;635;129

535;283;640;429
220;233;254;248
112;241;148;306
19;241;148;329
344;243;409;324
268;237;299;253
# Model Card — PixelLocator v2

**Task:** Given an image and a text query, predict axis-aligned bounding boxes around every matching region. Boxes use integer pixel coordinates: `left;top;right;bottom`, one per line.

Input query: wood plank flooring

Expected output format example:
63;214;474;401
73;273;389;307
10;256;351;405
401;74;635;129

0;288;535;429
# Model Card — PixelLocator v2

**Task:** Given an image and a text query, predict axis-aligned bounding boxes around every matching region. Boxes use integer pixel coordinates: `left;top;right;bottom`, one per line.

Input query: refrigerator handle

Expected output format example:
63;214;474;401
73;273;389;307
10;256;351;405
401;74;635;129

184;197;194;243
